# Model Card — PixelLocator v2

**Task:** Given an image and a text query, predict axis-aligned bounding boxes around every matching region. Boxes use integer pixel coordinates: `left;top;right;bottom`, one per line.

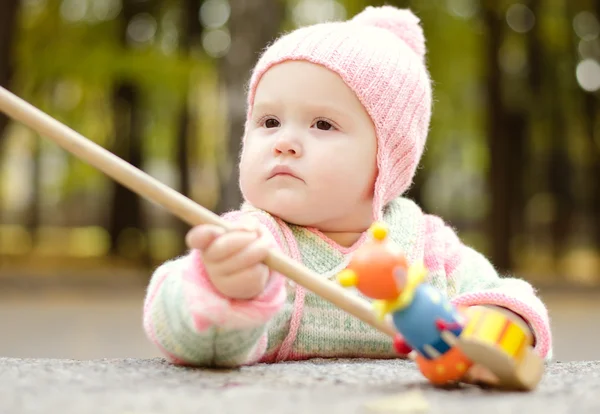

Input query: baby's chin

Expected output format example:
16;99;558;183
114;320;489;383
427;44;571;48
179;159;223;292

250;196;325;227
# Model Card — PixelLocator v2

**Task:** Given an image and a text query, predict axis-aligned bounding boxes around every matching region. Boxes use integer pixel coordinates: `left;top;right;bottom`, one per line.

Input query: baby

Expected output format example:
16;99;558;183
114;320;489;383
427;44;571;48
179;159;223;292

142;6;552;370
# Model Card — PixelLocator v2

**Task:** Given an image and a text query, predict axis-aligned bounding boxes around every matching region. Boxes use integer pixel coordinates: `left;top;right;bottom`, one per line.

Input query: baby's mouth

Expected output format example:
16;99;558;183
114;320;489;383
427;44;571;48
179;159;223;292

268;165;303;181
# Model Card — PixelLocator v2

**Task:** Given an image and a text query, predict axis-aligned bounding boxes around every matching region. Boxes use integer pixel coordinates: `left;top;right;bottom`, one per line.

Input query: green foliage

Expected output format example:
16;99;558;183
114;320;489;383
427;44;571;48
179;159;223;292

1;0;599;280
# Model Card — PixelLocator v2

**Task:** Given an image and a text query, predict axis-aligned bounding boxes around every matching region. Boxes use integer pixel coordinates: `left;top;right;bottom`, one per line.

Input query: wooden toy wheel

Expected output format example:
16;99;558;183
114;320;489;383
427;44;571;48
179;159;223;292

456;306;544;391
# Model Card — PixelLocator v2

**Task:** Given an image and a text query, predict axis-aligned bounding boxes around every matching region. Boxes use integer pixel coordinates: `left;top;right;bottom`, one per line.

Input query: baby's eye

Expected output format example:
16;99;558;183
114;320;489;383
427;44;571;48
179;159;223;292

264;118;280;128
313;120;335;131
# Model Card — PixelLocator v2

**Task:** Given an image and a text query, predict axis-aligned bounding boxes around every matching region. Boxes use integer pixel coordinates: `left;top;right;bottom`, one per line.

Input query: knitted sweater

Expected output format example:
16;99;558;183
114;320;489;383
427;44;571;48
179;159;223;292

142;197;552;367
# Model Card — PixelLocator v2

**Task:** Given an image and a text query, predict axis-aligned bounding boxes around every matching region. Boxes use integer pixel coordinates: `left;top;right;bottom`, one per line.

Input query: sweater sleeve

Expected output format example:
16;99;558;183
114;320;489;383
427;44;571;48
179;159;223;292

142;210;288;368
422;214;553;361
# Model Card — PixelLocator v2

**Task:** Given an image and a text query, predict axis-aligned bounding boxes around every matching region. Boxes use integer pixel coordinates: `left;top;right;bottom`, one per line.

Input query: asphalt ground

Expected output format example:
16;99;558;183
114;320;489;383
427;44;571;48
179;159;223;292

0;282;597;413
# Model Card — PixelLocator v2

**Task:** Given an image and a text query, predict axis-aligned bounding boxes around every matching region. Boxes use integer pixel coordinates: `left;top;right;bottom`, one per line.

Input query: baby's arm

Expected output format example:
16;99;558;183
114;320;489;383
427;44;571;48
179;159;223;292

142;212;287;367
422;215;552;360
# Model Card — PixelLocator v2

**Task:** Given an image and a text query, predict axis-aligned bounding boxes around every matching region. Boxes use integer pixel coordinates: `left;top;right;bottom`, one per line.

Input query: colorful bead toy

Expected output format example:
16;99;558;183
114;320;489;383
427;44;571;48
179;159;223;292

337;222;544;390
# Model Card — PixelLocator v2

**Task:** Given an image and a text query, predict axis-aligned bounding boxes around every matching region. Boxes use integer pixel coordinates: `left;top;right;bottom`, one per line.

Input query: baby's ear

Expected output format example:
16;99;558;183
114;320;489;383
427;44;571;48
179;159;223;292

393;266;407;288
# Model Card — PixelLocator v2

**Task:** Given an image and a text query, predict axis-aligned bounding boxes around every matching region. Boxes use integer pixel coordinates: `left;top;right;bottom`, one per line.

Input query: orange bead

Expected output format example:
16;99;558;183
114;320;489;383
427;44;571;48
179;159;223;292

415;347;473;385
347;242;407;300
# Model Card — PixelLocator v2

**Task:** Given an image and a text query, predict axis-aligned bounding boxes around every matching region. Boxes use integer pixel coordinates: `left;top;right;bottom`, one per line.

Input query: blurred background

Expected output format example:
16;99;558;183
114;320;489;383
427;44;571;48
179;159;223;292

0;0;599;362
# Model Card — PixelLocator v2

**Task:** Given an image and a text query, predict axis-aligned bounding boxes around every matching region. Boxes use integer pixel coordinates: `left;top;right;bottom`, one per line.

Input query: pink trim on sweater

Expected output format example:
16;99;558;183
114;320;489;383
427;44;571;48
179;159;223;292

272;217;305;361
276;285;306;361
451;292;551;359
305;226;368;255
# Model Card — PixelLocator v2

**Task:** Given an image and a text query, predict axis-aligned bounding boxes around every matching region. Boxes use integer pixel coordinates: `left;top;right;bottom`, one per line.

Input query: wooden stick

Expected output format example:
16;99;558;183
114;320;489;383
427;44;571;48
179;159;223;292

0;86;396;337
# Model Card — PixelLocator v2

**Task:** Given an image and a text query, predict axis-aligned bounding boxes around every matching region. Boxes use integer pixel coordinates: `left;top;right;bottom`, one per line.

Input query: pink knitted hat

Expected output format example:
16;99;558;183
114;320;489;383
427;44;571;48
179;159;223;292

244;6;432;220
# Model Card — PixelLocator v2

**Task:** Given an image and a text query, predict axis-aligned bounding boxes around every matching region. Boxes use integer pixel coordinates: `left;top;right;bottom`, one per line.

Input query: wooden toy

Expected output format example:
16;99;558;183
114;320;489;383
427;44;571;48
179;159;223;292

337;222;544;391
457;305;544;390
0;86;542;392
337;223;473;385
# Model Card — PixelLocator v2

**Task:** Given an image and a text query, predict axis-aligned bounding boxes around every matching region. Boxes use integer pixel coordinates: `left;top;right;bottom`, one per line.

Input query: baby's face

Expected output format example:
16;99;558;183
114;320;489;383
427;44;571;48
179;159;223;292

239;61;378;232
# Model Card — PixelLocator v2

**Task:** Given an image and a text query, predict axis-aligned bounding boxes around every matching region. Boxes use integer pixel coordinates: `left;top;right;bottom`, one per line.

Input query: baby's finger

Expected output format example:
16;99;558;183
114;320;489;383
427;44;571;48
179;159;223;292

463;364;499;386
231;218;262;234
256;225;277;248
203;231;259;263
211;237;271;276
185;225;225;251
211;263;270;300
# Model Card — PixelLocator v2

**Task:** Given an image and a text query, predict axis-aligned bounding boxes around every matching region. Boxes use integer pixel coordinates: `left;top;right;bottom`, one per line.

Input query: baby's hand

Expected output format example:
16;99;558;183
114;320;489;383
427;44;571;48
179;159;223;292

185;220;274;300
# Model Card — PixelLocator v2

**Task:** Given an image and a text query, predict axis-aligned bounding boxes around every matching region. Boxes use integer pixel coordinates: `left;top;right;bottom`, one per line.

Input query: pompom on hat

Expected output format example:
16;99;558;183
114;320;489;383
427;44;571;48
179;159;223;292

244;6;433;220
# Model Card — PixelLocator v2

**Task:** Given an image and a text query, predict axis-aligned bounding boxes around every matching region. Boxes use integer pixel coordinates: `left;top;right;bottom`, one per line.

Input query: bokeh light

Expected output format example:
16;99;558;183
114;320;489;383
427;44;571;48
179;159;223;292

576;58;600;92
506;3;535;34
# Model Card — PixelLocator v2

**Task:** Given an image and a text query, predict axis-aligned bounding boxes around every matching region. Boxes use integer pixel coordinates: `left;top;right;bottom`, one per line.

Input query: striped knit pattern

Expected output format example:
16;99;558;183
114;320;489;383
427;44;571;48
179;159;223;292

142;196;553;368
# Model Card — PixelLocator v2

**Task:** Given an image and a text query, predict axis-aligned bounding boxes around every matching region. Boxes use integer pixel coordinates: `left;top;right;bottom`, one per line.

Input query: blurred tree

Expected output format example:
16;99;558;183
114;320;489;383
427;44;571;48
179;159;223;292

591;2;600;249
545;7;573;260
570;0;600;249
177;0;204;200
108;0;159;263
0;0;20;148
0;0;20;246
174;0;204;241
343;0;387;16
1;0;598;282
215;0;286;213
524;0;543;245
482;1;531;272
483;1;514;272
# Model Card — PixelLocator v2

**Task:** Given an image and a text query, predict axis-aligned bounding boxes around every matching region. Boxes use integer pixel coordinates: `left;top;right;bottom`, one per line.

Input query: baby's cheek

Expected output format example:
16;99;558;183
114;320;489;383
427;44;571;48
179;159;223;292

310;153;350;183
313;150;347;173
312;167;344;189
331;157;371;183
239;149;264;180
238;164;261;200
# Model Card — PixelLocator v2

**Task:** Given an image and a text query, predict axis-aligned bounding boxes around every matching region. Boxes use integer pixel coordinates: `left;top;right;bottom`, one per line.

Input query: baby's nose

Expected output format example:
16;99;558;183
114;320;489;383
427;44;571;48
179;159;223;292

276;145;297;155
273;137;301;156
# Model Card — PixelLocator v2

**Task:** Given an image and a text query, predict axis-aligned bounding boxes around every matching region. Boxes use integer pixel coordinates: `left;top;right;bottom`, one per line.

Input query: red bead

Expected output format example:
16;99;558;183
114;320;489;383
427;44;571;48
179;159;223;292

393;334;413;354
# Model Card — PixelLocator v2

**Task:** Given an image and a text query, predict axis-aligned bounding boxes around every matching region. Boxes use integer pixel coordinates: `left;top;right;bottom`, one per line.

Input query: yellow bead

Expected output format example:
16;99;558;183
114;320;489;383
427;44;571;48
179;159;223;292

462;308;484;337
337;269;358;287
456;362;466;372
370;222;388;241
498;322;527;356
476;310;506;343
436;364;445;374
